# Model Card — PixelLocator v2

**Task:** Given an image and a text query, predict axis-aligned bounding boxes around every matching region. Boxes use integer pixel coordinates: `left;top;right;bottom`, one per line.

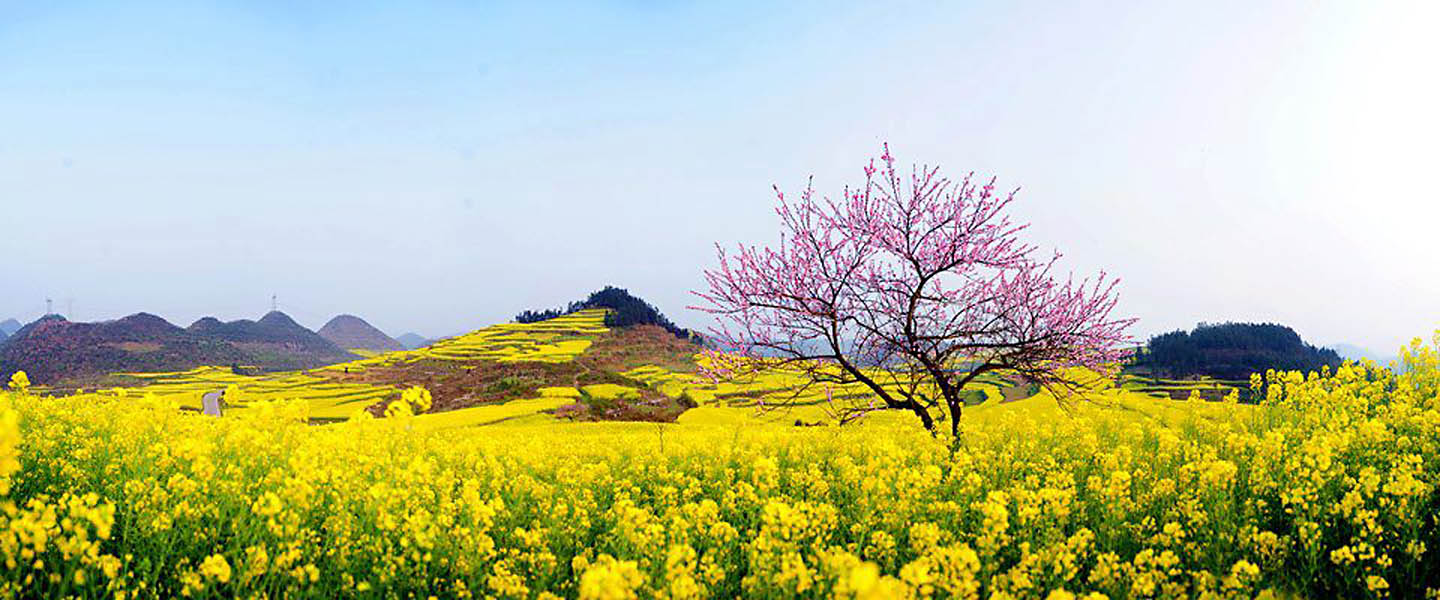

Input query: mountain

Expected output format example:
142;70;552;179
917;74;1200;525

396;333;431;350
318;315;405;353
0;312;357;386
0;318;21;337
1132;322;1342;380
0;314;248;385
186;311;356;368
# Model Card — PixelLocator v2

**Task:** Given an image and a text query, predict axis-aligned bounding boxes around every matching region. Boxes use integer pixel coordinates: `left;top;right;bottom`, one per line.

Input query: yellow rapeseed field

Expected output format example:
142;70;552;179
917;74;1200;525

2;334;1439;598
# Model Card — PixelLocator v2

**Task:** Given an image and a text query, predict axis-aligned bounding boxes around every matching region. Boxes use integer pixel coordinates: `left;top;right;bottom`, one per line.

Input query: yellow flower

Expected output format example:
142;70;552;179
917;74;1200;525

402;386;434;414
3;325;1440;598
199;554;232;584
7;371;29;392
578;554;644;600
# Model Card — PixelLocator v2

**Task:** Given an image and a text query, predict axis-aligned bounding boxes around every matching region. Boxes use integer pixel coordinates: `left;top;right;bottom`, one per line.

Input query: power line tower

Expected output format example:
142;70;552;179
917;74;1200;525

45;298;52;316
271;294;278;313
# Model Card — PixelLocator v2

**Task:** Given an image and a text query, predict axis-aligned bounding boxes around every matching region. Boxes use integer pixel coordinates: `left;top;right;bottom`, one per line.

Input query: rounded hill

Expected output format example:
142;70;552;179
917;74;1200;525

318;314;405;353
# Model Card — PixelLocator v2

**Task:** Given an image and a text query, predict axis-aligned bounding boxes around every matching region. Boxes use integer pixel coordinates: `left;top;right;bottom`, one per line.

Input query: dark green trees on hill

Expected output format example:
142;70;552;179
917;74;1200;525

514;309;566;324
1133;322;1342;380
516;286;695;340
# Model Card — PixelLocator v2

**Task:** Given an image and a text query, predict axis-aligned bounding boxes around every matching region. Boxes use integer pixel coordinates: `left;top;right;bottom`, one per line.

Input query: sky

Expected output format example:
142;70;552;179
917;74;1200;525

1;1;1437;353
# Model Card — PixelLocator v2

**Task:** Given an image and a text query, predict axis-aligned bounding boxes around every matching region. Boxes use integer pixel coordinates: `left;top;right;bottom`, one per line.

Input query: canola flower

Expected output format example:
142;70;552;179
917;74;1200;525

0;334;1438;598
5;373;26;394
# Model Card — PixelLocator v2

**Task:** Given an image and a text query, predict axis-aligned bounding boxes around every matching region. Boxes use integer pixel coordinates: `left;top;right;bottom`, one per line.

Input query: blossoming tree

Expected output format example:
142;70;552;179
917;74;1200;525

693;146;1134;436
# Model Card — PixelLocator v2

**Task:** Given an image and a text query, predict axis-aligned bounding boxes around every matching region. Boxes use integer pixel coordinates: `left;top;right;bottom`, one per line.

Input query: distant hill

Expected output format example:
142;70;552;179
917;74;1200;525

0;312;357;385
0;318;21;337
1132;322;1342;380
1330;343;1399;367
318;315;405;353
516;286;695;340
396;332;432;350
0;314;249;385
186;311;356;368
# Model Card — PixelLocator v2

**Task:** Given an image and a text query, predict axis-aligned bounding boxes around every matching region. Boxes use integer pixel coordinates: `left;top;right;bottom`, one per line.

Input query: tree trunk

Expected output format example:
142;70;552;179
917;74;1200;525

911;403;937;433
934;378;965;439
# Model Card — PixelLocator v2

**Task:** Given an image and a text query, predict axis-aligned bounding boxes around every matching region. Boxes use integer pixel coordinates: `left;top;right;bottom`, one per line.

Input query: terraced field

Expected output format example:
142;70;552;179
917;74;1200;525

105;308;1030;427
120;366;401;421
325;309;608;371
623;362;1013;424
101;309;1169;429
410;396;573;430
1118;373;1247;400
106;310;613;422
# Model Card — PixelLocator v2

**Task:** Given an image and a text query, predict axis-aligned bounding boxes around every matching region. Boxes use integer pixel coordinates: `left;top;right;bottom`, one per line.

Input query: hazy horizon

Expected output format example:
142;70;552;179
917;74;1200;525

3;1;1437;354
0;289;1416;359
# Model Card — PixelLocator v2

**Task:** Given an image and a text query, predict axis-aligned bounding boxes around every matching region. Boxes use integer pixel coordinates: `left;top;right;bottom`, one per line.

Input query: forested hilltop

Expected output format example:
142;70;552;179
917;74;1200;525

1132;322;1342;380
515;286;696;340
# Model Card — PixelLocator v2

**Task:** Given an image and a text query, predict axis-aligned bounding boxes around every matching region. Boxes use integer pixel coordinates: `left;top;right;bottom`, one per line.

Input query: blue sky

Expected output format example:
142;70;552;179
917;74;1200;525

1;1;1437;353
